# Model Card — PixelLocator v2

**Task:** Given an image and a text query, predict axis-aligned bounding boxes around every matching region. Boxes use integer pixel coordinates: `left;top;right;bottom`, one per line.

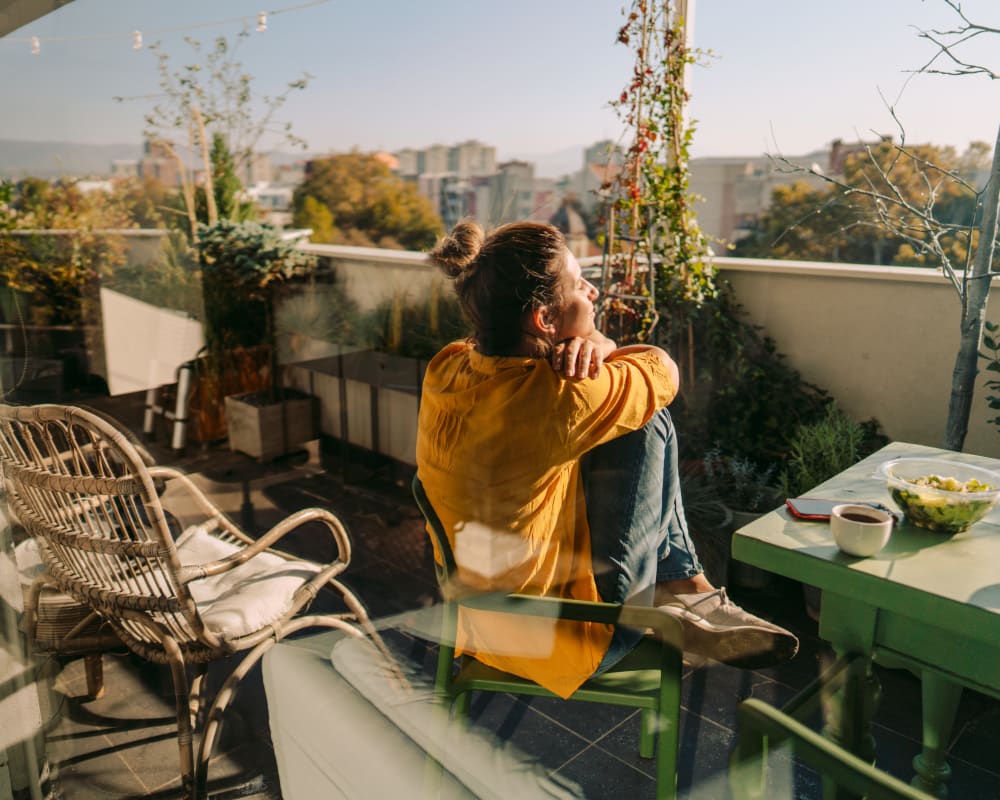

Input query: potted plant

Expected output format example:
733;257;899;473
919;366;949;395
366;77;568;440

702;446;782;588
779;404;887;618
703;447;781;518
196;219;319;460
679;463;734;589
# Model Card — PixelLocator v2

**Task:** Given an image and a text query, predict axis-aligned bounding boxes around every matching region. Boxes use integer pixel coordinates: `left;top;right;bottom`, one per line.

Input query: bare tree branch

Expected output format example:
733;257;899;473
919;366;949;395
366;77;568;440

766;1;999;451
910;1;1000;80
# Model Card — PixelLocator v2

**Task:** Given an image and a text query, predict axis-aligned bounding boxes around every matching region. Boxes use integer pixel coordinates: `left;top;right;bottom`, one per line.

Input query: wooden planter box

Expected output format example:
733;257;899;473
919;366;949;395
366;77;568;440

284;349;426;467
224;389;318;461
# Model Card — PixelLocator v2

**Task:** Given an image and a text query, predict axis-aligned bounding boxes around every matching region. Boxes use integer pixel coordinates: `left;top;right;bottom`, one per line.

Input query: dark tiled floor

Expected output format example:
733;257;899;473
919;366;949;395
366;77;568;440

30;393;1000;798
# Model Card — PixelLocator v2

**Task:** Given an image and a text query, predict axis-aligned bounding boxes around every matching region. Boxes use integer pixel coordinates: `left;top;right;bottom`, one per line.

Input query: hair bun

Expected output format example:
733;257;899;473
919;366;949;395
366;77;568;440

428;221;485;279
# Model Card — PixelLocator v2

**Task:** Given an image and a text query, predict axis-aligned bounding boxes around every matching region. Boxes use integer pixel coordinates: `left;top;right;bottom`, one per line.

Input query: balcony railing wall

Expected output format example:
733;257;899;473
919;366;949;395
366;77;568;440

5;233;993;459
303;243;1000;460
715;256;1000;459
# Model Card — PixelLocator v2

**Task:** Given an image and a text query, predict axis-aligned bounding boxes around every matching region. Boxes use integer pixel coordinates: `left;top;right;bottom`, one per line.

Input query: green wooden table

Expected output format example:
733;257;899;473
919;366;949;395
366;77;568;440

732;442;1000;799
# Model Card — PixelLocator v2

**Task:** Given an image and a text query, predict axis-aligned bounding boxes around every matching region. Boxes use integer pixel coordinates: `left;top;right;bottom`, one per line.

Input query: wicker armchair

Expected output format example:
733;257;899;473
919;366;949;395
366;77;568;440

13;405;163;701
0;403;380;799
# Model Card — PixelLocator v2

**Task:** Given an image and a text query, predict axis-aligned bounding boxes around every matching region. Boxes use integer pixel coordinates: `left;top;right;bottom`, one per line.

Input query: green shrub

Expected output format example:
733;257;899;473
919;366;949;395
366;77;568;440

703;447;780;512
780;404;885;497
670;285;829;469
360;283;469;359
196;220;316;354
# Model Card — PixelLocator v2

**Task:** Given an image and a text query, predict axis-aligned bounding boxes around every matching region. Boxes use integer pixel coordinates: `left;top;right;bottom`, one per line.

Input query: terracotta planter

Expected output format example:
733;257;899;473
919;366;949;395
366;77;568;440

224;389;318;461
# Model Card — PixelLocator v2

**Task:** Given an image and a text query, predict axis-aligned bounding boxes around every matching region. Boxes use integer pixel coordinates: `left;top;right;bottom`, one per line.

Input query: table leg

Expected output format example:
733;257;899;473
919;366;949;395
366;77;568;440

911;673;962;799
819;653;879;756
820;653;881;800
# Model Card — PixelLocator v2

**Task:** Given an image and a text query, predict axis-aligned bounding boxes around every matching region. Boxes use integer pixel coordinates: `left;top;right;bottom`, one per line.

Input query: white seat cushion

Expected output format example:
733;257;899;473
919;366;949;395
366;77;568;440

330;635;581;800
13;538;44;591
177;524;323;640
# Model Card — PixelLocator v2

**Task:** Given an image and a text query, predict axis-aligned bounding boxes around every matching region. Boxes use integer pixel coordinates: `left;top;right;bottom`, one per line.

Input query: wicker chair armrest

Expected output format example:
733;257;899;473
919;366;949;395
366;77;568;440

457;593;683;651
147;466;255;547
182;507;352;581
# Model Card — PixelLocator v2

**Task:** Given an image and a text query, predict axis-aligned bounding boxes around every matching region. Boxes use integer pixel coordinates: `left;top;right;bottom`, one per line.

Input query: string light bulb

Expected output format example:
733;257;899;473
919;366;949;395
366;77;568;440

256;12;267;32
132;30;142;50
31;36;40;55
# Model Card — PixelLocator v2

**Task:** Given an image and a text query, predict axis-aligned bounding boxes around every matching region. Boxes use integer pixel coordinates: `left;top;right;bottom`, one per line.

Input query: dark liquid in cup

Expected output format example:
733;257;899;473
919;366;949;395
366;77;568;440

841;512;881;523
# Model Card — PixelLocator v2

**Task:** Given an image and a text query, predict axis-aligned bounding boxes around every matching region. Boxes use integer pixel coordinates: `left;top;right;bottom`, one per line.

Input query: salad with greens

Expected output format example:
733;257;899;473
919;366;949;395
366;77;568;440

890;473;997;534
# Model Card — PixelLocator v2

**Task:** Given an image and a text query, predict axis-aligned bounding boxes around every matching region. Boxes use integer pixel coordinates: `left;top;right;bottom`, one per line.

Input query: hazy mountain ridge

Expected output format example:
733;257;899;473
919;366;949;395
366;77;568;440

0;140;310;180
0;140;142;178
0;138;590;181
506;145;587;179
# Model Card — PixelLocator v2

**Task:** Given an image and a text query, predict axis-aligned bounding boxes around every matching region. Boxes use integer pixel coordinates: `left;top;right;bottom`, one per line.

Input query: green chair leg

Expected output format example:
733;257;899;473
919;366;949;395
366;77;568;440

453;689;471;720
640;708;656;759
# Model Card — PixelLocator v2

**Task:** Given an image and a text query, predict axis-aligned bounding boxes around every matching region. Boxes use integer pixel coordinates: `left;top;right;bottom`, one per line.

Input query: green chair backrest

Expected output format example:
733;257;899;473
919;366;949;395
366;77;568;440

411;474;456;590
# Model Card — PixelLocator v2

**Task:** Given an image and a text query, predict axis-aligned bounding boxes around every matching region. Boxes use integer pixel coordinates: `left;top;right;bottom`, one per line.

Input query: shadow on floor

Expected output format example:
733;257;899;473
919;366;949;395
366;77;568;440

37;392;1000;799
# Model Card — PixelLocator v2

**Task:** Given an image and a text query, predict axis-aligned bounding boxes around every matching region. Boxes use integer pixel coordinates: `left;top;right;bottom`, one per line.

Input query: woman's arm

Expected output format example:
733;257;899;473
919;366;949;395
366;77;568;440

609;344;680;394
551;334;679;392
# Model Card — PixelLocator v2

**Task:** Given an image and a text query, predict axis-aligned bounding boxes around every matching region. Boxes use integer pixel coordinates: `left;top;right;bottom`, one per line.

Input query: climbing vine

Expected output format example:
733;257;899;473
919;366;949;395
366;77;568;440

601;0;717;384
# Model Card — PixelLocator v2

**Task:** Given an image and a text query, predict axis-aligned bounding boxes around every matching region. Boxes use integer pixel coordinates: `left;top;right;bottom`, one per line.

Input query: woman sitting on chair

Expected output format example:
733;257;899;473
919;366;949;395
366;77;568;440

416;221;797;699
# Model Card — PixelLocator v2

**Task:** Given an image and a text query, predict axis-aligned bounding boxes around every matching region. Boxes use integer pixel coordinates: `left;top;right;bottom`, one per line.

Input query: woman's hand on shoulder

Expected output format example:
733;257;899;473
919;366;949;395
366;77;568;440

551;332;616;380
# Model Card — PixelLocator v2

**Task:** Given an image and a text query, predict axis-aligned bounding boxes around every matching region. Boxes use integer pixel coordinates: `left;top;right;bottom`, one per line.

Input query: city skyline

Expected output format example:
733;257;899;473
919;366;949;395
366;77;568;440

1;0;998;170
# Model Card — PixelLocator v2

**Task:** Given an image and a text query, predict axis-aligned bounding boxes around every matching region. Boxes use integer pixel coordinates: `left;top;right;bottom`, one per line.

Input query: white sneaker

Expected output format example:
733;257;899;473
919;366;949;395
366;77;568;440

656;587;799;669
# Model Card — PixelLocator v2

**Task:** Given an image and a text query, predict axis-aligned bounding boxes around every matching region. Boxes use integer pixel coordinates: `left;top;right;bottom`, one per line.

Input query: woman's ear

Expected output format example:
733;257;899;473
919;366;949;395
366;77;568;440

527;305;557;338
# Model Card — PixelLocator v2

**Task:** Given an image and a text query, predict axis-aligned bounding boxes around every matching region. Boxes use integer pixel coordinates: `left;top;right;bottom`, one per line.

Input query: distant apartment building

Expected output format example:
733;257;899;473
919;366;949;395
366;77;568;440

395;148;419;176
138;139;180;187
688;140;872;245
432;174;492;230
562;139;623;216
419;144;450;175
243;156;313;228
531;177;562;223
239;152;274;186
274;161;307;186
399;140;501;226
583;139;624;169
550;201;593;259
448;140;497;178
110;159;139;179
245;183;294;228
397;140;495;179
491;160;535;223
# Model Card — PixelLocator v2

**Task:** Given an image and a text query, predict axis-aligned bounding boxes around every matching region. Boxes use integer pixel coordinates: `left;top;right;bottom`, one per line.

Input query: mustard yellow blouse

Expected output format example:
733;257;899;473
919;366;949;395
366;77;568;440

416;340;677;698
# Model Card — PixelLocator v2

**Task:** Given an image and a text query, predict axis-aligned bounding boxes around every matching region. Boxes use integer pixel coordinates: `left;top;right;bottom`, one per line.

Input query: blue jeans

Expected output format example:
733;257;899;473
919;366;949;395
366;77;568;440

583;408;703;674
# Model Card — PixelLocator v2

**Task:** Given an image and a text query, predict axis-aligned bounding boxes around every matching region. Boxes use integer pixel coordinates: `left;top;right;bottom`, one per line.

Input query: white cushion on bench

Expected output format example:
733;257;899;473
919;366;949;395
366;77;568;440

262;629;581;800
330;636;580;800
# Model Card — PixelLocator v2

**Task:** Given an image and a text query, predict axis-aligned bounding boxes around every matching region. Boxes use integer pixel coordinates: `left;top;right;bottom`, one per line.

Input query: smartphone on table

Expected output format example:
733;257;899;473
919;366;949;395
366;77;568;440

786;497;897;522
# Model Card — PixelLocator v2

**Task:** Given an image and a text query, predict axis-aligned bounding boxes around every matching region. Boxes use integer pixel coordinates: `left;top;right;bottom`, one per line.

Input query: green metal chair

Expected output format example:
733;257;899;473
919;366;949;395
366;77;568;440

730;655;935;800
412;475;685;800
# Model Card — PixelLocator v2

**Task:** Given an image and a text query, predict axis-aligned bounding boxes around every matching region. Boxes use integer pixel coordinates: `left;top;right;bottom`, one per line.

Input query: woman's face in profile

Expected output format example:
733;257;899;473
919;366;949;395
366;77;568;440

552;250;599;342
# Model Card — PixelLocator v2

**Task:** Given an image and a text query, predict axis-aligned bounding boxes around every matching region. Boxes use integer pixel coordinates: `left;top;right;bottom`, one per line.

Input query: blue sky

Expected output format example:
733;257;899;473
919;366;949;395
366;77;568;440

2;0;998;173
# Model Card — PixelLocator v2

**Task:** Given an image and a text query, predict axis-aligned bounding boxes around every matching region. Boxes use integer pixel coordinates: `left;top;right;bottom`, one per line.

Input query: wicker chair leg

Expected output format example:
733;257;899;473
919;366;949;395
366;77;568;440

159;639;196;800
190;666;208;729
194;617;367;795
83;655;104;700
328;577;400;672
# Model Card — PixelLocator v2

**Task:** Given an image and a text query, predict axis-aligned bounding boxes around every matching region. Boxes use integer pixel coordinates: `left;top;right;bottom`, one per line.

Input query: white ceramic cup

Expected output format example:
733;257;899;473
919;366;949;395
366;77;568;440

830;504;893;557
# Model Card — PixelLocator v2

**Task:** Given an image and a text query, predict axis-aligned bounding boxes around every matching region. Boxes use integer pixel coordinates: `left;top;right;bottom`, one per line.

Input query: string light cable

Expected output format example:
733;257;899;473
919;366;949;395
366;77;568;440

3;0;332;54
